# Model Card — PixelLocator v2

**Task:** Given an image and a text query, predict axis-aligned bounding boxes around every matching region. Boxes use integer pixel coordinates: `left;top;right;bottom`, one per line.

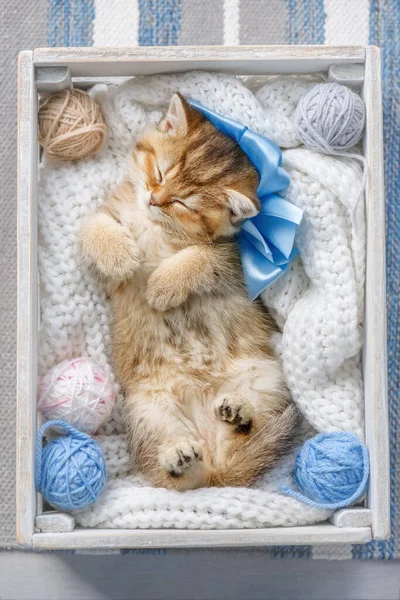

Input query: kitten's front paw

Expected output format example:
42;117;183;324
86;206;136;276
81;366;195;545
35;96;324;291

79;213;140;280
146;269;187;311
214;395;253;434
159;439;203;477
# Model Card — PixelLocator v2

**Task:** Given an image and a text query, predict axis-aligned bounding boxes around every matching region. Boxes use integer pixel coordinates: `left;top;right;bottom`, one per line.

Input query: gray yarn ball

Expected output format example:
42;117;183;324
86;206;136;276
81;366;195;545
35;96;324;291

294;83;366;154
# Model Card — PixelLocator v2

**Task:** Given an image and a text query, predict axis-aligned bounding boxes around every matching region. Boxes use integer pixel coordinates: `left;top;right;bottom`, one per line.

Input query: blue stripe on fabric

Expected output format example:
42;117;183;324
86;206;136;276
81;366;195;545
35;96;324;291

352;0;400;560
139;0;181;45
48;0;94;46
72;0;95;46
48;0;69;46
284;0;325;44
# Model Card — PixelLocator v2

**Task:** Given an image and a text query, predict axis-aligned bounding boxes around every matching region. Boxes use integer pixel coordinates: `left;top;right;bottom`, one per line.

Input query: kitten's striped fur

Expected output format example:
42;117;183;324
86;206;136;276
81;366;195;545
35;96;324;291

79;94;299;490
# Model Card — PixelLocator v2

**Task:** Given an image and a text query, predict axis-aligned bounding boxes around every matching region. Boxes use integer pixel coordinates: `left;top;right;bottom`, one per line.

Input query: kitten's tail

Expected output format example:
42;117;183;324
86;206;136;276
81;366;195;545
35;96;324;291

208;403;300;488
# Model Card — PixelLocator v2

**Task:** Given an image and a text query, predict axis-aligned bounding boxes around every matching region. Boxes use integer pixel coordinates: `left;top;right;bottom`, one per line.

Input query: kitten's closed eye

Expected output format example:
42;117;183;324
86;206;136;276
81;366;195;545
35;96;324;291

154;165;164;184
172;198;197;212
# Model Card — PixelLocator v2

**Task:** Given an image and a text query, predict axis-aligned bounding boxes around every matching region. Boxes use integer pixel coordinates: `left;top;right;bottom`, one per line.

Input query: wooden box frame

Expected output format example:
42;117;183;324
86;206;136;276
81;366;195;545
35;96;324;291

17;45;388;550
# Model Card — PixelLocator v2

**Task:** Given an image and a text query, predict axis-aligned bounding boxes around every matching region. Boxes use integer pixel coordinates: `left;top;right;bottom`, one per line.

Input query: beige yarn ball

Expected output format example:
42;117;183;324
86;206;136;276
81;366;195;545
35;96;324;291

38;89;107;161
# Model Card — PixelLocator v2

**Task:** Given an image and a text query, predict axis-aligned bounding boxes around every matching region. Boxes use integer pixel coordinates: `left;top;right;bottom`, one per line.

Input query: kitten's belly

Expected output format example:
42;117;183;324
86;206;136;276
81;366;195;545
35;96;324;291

110;287;232;384
110;280;272;395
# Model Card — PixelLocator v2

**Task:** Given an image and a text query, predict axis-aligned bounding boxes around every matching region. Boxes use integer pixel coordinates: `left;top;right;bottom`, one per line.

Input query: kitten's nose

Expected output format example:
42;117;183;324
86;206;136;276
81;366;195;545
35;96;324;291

150;193;160;206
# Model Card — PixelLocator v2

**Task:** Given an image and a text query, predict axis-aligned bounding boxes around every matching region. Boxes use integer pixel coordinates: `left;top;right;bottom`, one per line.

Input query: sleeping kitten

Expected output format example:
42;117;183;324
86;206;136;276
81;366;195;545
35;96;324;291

79;93;299;491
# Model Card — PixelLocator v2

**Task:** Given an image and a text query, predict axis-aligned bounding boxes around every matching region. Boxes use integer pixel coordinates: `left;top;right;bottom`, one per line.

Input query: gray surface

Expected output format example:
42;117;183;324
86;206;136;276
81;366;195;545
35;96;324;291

0;552;399;600
240;0;288;45
0;1;47;546
179;0;224;45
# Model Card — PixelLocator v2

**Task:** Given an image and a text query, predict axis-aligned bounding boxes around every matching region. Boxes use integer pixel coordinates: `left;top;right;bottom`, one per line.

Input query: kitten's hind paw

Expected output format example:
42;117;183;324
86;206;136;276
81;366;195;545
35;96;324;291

214;395;253;434
159;439;203;477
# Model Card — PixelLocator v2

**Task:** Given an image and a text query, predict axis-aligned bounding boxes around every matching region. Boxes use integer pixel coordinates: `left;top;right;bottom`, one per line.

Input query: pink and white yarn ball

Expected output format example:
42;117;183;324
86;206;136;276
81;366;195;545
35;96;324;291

37;358;115;434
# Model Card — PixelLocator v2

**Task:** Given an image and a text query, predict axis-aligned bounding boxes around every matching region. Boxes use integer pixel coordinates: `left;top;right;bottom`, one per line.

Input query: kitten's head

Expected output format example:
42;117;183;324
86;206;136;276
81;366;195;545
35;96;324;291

130;93;260;242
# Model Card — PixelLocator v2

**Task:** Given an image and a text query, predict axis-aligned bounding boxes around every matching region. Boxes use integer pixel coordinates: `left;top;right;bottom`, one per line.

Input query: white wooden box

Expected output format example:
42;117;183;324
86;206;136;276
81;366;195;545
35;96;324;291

17;45;388;550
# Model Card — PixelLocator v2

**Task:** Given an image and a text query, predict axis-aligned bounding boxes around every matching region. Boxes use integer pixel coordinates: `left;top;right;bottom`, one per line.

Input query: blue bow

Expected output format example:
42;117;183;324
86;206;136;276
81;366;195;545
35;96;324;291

189;100;303;301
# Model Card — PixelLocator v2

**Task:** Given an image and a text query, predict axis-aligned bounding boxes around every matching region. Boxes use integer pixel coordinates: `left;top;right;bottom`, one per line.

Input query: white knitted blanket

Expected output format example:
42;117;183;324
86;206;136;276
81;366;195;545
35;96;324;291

38;73;365;529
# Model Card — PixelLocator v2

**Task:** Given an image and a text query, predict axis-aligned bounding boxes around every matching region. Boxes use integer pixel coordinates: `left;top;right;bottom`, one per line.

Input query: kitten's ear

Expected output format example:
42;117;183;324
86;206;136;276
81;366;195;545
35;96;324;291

227;189;260;223
160;93;190;136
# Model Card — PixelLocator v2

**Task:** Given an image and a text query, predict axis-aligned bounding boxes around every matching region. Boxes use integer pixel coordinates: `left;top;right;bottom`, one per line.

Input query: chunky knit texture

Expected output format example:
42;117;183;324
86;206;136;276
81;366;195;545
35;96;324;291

38;73;364;529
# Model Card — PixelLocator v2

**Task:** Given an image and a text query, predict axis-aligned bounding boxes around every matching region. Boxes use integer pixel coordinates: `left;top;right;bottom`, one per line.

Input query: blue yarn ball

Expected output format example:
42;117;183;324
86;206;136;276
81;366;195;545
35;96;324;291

282;432;369;509
36;420;107;511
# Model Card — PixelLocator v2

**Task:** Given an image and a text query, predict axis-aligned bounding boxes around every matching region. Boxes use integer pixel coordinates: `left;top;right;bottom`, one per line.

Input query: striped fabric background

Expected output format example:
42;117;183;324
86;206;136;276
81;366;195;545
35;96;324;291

46;0;399;560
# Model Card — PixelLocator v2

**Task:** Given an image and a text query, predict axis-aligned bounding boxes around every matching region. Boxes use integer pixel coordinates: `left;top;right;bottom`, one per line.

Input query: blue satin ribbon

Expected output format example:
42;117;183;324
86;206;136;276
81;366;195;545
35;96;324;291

189;100;303;301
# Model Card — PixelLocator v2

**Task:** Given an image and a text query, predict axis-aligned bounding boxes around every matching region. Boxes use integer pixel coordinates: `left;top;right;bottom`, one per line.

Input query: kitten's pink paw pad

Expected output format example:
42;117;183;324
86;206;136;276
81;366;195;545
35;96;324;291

159;440;203;477
214;395;253;434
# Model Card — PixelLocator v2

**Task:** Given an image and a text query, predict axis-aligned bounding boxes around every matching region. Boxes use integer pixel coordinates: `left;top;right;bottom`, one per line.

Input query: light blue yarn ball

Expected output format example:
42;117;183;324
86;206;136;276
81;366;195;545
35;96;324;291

36;420;107;511
282;432;369;509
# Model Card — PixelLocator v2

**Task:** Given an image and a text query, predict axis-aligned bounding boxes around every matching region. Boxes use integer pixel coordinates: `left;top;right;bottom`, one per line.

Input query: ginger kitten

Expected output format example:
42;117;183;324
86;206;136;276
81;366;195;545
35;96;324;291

79;93;299;491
